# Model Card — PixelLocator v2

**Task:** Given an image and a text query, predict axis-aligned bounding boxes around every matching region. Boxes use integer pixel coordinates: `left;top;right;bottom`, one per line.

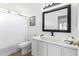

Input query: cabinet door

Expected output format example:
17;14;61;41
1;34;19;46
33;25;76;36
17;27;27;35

48;44;61;56
62;47;77;56
38;41;48;56
31;39;38;56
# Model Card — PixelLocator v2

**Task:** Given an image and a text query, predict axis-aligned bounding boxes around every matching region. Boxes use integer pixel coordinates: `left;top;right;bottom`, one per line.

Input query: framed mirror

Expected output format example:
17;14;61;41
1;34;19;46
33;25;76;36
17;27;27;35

42;5;71;33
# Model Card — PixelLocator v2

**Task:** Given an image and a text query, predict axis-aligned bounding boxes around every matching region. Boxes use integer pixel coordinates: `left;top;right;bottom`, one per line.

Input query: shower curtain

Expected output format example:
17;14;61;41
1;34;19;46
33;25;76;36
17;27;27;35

0;12;27;55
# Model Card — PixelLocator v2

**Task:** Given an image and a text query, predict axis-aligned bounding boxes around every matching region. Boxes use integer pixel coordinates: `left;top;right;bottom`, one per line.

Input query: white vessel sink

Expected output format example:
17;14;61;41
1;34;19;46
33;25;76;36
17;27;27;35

33;36;74;45
40;36;64;43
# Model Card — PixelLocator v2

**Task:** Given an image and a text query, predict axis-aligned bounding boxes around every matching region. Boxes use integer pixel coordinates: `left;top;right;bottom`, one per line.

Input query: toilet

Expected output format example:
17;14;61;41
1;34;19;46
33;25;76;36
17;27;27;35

18;41;31;55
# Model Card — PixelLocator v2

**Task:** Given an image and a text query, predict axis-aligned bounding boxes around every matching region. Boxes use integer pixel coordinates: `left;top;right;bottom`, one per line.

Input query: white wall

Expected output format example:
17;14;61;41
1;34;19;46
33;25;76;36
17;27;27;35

26;3;79;40
0;3;42;41
0;3;78;41
13;3;79;40
18;3;43;40
77;4;79;39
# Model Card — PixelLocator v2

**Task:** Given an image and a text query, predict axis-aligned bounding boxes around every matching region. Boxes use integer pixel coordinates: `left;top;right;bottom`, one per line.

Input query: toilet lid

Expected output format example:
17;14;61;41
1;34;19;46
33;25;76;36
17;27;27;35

18;41;31;48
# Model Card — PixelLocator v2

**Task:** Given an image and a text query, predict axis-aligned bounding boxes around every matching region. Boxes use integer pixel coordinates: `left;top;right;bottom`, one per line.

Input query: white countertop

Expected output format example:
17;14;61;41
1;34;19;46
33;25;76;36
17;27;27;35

32;36;79;50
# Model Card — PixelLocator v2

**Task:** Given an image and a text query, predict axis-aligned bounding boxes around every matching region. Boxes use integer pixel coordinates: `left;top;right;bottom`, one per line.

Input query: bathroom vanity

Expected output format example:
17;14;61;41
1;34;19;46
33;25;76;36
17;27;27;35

31;4;79;56
31;36;79;56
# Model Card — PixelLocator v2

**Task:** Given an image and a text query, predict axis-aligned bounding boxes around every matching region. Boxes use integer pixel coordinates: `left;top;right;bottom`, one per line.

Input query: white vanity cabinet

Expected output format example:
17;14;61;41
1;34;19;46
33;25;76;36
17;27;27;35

61;47;77;56
31;39;38;56
31;39;48;56
38;41;48;56
48;43;61;56
31;37;78;56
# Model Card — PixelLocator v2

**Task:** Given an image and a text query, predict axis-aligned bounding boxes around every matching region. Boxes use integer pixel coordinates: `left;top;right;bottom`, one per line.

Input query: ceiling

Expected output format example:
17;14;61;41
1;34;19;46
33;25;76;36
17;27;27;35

0;3;42;15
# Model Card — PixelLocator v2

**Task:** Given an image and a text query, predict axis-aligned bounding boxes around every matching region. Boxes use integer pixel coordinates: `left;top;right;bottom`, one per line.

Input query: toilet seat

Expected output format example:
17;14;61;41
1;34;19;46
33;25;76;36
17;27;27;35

18;41;31;49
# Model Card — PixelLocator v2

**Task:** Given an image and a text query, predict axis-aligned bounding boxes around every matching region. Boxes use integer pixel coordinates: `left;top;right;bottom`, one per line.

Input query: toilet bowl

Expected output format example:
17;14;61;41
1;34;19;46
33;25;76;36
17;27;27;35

18;41;31;49
18;41;31;55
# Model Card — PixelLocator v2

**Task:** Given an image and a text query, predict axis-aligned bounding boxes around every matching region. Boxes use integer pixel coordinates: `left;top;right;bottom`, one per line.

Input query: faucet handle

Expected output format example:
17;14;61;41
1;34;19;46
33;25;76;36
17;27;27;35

64;40;73;45
40;34;44;36
72;37;75;39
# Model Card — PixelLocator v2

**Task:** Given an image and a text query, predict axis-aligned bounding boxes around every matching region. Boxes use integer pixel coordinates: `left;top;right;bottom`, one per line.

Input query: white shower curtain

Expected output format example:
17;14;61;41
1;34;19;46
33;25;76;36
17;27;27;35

0;12;27;55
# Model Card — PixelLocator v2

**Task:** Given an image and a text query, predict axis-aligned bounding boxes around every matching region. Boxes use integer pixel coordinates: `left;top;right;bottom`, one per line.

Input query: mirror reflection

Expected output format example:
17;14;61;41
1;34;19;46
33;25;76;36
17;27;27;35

45;8;67;30
58;15;67;30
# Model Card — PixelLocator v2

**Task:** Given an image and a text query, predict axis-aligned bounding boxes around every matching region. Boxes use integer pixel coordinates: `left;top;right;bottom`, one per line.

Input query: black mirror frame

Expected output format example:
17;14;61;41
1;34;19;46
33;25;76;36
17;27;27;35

42;5;71;33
